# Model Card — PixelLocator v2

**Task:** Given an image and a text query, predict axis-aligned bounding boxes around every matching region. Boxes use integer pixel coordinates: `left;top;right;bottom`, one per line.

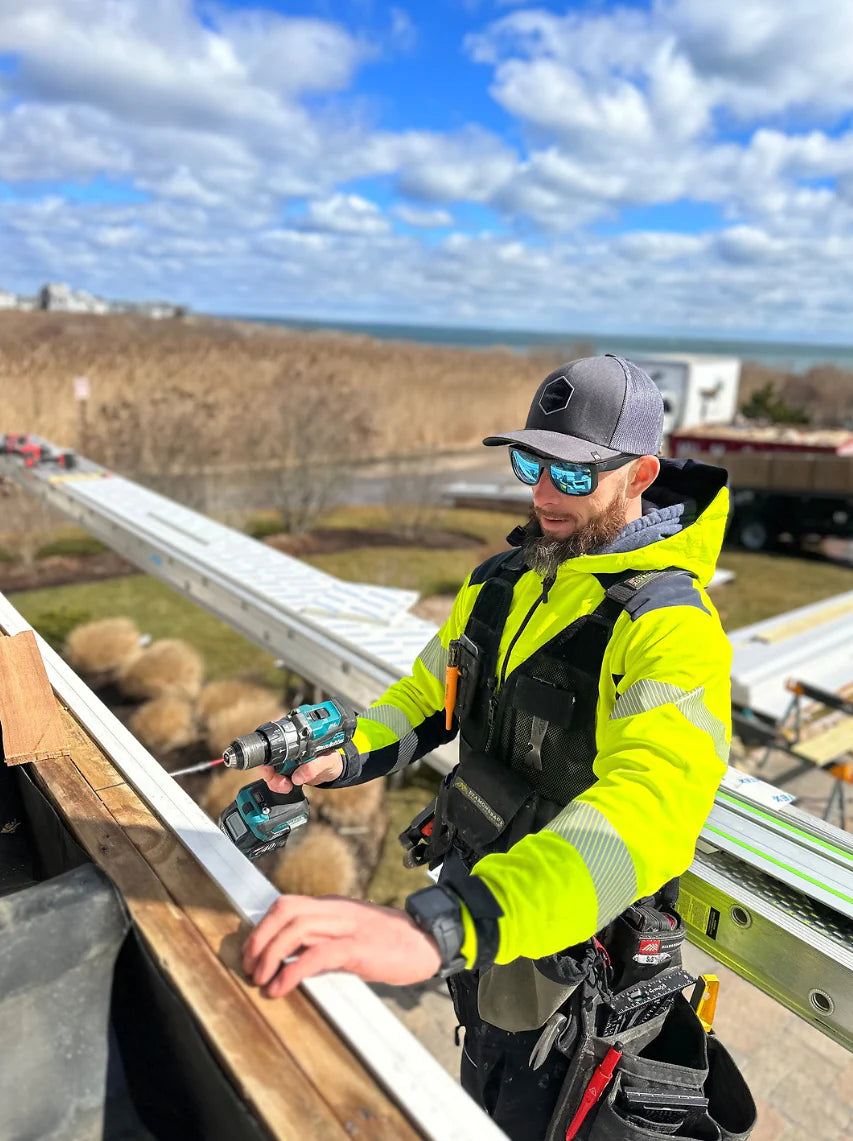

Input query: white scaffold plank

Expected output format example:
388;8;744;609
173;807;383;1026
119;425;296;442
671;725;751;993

0;591;506;1141
729;590;853;720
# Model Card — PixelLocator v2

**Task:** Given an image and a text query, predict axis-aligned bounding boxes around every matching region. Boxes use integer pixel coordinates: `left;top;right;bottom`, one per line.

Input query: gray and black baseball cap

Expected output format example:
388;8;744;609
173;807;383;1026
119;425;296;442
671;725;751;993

483;354;664;463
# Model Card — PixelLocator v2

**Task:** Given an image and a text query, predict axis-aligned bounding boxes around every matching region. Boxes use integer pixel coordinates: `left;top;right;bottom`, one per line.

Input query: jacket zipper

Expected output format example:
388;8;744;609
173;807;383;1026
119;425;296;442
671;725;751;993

485;571;556;749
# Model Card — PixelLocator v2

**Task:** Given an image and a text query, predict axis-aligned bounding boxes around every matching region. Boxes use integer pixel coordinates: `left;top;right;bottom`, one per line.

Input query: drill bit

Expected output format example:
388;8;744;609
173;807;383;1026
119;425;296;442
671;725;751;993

170;757;226;777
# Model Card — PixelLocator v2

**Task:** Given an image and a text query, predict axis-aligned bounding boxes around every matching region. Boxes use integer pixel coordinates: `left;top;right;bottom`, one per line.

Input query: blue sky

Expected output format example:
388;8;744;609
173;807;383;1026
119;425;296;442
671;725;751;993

1;0;852;337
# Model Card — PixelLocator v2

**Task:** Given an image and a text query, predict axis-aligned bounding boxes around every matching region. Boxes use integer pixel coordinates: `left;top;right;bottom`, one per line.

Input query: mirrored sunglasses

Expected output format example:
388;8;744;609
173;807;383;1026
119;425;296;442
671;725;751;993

509;447;637;497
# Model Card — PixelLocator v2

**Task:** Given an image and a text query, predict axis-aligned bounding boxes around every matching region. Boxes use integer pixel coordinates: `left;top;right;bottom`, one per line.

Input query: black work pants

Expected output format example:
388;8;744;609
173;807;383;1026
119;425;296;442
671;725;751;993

449;971;570;1141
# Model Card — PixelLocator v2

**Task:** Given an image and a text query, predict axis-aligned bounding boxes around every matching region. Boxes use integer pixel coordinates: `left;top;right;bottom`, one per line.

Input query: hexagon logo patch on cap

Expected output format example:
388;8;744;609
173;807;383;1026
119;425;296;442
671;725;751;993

539;376;574;415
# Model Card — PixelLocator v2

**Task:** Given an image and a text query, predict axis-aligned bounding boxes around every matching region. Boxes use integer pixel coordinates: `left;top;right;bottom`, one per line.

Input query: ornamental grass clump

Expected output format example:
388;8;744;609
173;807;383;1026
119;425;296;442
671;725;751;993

118;639;204;701
268;825;360;898
196;680;279;728
128;697;198;753
64;617;143;683
198;766;255;821
306;778;386;827
204;692;284;759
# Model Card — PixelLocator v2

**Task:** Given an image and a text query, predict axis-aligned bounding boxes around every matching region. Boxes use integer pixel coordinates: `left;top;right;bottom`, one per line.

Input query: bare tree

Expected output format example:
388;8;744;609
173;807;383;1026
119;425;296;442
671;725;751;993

382;434;445;540
86;388;229;512
264;373;375;533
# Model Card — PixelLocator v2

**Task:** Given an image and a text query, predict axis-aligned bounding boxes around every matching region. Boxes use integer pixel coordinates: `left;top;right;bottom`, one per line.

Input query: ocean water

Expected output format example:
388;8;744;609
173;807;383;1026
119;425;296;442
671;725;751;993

244;315;853;373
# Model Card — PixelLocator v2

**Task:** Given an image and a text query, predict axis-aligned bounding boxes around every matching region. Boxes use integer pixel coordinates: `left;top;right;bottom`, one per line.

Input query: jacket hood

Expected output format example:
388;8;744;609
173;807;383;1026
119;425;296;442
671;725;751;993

511;458;729;588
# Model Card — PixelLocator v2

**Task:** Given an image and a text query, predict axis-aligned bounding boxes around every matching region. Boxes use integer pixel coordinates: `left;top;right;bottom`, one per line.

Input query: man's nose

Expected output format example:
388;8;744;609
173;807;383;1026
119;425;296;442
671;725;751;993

532;477;563;510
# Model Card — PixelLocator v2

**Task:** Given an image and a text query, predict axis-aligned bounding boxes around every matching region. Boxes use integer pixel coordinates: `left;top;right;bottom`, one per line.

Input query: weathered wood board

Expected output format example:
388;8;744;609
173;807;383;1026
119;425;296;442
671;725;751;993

0;630;70;765
25;685;423;1141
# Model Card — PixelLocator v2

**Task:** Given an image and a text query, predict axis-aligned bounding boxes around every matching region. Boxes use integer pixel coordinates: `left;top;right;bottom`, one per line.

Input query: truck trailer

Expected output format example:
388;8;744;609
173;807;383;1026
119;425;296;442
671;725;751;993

671;423;853;550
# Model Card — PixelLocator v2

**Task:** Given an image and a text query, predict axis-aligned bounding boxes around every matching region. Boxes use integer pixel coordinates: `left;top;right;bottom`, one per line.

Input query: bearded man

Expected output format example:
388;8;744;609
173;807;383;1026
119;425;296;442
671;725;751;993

243;355;735;1140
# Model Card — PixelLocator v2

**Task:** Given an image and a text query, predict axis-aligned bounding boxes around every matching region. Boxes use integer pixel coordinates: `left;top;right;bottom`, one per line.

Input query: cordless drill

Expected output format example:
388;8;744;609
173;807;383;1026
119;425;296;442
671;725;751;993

218;696;358;860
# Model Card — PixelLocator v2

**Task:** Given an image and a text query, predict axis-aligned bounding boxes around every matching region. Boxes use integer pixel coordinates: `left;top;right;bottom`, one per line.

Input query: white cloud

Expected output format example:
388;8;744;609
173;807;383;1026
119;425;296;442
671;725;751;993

0;0;852;335
298;194;390;235
389;7;417;53
393;204;454;227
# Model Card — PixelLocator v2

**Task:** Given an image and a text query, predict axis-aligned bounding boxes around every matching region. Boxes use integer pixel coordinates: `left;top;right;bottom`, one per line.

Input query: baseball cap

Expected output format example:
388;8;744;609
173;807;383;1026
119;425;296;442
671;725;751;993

483;354;664;463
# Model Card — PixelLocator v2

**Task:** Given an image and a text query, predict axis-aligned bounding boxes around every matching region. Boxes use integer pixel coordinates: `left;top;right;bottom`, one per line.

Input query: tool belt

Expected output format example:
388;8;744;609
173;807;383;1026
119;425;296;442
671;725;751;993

538;980;756;1140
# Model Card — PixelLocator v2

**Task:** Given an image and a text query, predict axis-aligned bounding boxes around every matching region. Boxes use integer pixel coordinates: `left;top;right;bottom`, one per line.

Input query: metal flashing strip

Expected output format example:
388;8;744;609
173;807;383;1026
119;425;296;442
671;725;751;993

729;589;853;720
0;593;506;1141
701;789;853;922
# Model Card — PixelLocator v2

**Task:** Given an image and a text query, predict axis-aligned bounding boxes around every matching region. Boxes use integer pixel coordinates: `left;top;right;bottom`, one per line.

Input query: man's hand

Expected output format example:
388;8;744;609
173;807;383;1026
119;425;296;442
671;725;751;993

259;749;344;794
242;895;442;998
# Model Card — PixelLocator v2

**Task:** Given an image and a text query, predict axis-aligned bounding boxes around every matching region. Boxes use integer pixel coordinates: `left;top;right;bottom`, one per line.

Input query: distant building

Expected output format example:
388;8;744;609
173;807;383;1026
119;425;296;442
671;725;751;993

0;282;187;318
38;282;111;314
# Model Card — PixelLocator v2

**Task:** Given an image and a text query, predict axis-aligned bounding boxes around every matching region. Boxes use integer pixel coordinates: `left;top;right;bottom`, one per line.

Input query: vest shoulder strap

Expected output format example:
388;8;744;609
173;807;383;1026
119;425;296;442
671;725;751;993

468;547;527;587
593;567;699;621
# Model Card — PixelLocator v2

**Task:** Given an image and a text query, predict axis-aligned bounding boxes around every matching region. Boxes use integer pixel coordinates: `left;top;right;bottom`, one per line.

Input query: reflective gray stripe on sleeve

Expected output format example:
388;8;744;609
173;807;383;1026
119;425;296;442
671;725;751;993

545;801;637;929
610;680;729;763
419;634;448;684
360;703;415;741
390;730;420;773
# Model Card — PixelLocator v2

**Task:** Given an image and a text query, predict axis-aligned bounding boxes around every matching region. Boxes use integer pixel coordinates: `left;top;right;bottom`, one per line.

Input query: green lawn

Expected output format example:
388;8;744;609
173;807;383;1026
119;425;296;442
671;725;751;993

712;548;853;631
9;511;853;686
9;574;284;687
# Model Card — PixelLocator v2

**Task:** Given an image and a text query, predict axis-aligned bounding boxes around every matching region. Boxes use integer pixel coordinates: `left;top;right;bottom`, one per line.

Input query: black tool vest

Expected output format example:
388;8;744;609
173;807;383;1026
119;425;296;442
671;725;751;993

428;549;688;869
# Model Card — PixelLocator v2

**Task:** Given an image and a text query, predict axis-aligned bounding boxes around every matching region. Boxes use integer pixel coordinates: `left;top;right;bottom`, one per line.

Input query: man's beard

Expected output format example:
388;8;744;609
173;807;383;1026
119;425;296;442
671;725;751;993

522;493;629;577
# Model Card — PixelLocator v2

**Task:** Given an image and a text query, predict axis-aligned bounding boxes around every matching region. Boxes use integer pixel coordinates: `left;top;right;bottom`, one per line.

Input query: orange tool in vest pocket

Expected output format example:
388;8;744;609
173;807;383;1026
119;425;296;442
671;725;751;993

444;641;461;730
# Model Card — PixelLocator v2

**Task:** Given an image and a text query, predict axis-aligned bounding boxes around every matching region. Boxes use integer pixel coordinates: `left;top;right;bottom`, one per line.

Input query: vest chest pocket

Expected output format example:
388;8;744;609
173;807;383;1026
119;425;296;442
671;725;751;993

513;673;577;729
442;750;541;859
498;668;599;804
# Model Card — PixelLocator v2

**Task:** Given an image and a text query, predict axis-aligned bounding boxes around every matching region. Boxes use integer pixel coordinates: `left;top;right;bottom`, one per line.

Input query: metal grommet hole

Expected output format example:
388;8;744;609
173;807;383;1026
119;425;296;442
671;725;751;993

809;990;834;1016
730;905;752;928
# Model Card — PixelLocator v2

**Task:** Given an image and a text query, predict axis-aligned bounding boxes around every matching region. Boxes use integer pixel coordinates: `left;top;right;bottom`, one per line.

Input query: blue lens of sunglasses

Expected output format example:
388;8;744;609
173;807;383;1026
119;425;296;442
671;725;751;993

510;449;594;496
510;449;543;485
549;462;594;495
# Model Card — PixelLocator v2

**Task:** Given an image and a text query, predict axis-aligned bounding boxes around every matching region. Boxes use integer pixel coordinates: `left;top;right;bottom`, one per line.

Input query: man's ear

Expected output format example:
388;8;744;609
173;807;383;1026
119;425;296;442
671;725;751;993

627;455;660;499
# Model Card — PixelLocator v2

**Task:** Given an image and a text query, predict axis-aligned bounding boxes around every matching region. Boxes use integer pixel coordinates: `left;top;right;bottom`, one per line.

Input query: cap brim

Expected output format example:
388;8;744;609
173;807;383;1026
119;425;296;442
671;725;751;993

482;429;621;463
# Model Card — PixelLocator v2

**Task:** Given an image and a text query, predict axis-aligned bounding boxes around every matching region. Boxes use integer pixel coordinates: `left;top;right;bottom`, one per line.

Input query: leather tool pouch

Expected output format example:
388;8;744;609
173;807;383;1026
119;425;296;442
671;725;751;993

545;995;756;1141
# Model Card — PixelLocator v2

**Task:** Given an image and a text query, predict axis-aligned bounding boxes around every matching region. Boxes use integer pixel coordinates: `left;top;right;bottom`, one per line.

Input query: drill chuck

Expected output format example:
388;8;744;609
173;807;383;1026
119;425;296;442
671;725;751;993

222;717;302;771
222;732;272;770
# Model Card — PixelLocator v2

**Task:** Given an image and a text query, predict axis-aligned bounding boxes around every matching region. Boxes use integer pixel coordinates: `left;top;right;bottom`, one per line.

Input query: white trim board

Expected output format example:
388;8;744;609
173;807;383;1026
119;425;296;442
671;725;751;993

0;593;507;1141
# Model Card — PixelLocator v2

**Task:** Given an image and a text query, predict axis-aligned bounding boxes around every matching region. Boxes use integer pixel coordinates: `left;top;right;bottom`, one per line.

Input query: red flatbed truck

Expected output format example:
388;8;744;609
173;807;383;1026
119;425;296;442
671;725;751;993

670;424;853;551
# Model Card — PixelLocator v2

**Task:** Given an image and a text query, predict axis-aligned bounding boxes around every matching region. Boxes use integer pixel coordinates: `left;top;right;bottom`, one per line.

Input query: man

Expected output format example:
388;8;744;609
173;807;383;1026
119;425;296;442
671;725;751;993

243;355;732;1138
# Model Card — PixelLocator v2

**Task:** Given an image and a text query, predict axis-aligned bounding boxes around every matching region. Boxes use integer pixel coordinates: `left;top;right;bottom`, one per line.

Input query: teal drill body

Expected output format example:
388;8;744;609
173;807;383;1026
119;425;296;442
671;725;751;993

218;696;357;860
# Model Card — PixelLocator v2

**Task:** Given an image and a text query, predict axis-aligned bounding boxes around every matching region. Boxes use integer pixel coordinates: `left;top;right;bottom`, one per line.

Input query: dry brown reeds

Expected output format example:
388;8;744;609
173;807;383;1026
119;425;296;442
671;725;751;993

0;311;562;466
63;616;143;683
118;639;204;701
204;692;284;758
128;697;198;753
267;825;360;899
196;680;279;727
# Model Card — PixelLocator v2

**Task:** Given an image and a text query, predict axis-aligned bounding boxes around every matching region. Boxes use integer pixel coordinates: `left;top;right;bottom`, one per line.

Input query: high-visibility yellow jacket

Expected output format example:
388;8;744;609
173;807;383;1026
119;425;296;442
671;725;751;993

342;460;732;967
